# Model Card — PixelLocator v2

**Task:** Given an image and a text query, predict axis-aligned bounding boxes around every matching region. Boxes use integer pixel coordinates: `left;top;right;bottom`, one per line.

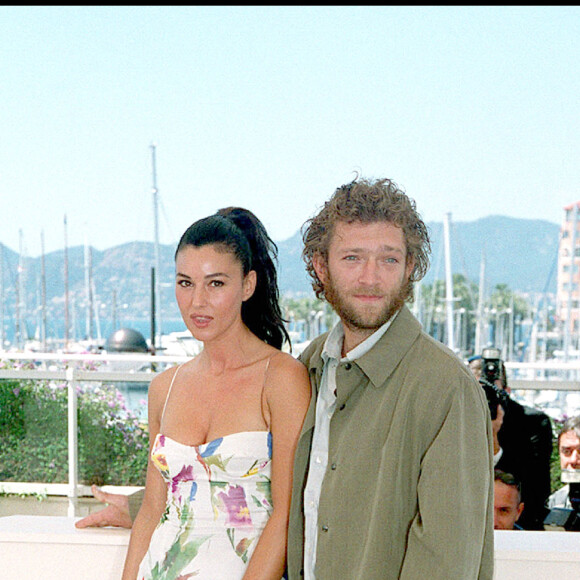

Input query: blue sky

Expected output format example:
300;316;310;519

2;5;579;256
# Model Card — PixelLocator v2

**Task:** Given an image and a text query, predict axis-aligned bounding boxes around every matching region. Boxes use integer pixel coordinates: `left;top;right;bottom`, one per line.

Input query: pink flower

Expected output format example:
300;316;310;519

171;464;194;494
218;485;252;526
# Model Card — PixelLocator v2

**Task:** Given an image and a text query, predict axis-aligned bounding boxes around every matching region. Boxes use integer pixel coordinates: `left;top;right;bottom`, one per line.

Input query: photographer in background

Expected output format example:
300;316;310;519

469;348;553;530
548;415;580;511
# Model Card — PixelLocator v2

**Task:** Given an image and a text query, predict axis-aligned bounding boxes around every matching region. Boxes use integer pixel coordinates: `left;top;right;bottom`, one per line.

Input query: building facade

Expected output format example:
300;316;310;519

557;201;580;341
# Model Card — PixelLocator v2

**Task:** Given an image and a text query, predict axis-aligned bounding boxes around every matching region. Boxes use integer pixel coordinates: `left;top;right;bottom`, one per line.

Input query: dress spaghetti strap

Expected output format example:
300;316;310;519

260;353;277;430
161;364;183;428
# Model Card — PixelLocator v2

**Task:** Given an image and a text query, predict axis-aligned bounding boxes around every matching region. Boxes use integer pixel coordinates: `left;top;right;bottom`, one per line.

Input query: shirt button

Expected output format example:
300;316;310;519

321;524;329;532
315;456;322;464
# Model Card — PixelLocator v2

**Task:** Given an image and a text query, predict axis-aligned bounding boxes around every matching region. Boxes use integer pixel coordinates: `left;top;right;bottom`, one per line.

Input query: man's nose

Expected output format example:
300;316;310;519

358;260;379;285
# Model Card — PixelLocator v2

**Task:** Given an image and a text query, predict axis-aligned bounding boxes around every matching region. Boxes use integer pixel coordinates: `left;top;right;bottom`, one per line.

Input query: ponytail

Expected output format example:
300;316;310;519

176;207;290;350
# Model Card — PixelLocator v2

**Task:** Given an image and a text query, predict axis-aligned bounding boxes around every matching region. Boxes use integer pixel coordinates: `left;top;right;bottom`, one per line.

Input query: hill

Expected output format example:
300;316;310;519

0;215;561;338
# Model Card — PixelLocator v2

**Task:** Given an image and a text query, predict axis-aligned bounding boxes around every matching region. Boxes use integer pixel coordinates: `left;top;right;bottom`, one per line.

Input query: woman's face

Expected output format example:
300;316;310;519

175;244;256;342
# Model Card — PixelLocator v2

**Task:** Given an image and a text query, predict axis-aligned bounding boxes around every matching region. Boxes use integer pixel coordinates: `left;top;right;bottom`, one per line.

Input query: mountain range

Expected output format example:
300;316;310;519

0;215;561;335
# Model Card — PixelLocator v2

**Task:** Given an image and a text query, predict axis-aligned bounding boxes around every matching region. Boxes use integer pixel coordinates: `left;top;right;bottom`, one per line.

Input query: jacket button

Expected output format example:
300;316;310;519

339;403;346;411
321;524;329;532
331;463;337;470
344;362;352;370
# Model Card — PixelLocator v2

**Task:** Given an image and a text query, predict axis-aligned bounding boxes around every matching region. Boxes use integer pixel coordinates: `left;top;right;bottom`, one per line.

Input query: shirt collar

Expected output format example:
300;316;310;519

322;310;400;364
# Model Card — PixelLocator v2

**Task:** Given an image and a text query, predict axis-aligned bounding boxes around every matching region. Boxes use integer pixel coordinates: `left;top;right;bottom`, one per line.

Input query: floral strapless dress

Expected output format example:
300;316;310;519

137;430;272;580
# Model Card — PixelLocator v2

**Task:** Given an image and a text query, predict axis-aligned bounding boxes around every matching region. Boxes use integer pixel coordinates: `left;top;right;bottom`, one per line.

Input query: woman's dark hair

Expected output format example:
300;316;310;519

175;207;290;350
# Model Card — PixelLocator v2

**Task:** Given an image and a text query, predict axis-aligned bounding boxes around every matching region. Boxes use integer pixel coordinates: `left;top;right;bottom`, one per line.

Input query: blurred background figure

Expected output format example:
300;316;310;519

494;470;524;530
548;415;580;511
468;348;553;530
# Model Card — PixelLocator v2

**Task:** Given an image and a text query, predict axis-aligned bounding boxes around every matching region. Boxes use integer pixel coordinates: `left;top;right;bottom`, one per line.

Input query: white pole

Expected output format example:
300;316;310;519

444;212;455;352
67;367;78;517
151;143;161;350
475;249;486;354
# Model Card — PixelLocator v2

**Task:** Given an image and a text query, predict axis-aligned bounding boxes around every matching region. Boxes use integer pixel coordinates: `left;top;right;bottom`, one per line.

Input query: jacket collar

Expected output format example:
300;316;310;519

304;305;422;389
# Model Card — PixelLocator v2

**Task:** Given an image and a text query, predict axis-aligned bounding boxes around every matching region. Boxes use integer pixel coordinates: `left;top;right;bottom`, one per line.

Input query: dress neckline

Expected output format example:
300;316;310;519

156;430;270;450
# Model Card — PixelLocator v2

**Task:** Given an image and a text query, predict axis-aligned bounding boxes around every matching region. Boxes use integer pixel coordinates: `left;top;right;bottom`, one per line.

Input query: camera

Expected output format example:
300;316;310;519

481;347;502;385
477;348;509;420
543;470;580;531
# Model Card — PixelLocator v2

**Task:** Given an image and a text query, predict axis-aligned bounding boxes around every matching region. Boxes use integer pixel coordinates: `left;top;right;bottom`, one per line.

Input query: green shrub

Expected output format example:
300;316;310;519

0;372;149;486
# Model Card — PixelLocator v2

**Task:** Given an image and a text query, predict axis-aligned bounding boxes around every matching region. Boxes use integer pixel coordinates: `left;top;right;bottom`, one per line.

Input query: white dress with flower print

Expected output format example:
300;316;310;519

137;430;272;580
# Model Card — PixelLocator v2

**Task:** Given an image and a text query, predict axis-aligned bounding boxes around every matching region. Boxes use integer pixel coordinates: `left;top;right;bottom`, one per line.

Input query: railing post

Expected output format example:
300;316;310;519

66;366;78;517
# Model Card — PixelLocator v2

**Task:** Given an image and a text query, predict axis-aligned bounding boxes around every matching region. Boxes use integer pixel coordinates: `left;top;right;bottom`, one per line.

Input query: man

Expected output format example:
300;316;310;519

548;415;580;509
78;177;494;579
494;470;524;530
468;353;553;530
287;178;493;579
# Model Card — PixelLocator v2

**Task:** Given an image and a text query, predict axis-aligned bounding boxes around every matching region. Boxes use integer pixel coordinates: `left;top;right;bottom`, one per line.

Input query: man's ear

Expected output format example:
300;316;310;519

312;253;328;285
405;255;415;280
242;270;257;302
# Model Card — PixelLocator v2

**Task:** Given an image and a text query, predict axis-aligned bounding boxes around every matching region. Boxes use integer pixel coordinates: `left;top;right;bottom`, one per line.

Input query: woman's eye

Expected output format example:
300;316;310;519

177;279;191;287
209;280;224;287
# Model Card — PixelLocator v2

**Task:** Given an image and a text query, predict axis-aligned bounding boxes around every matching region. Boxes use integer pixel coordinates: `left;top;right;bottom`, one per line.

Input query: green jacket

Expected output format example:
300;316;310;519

288;306;494;580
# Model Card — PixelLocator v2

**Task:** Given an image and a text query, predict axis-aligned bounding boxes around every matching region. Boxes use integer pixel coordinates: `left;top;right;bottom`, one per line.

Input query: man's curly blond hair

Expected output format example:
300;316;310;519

302;177;431;301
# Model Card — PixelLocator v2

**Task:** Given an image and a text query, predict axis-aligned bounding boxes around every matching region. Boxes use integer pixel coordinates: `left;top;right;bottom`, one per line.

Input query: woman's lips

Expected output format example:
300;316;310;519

190;315;212;328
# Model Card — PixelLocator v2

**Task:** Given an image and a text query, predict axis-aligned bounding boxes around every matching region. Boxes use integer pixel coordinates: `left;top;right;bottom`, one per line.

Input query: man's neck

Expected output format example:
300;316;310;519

341;326;375;357
339;309;401;358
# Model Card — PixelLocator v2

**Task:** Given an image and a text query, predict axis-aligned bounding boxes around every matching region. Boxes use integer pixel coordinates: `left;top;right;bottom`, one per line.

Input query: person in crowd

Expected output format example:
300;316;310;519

494;469;524;530
78;178;494;579
468;353;553;530
120;207;311;579
548;415;580;509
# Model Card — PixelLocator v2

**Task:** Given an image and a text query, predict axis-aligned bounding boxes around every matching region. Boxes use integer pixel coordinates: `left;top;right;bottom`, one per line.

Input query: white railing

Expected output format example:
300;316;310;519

3;352;580;516
0;351;189;517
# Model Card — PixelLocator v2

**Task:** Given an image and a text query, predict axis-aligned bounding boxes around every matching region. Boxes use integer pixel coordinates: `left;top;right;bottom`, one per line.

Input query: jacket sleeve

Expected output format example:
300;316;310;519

399;377;495;580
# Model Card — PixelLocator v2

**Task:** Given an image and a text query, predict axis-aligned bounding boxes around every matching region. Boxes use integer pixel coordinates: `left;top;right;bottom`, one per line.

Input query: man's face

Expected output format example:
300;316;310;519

559;430;580;470
494;481;524;530
313;221;414;338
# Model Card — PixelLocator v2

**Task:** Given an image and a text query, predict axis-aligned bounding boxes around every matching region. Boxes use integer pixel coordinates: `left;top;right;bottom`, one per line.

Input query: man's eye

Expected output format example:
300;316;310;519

177;280;190;287
210;280;224;287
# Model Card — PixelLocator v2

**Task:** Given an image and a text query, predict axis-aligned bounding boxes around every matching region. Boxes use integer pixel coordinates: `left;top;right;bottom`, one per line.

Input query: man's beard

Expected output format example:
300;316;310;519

324;274;410;333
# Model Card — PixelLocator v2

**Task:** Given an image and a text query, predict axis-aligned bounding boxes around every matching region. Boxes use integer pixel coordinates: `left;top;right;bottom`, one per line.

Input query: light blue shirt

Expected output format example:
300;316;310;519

302;313;397;580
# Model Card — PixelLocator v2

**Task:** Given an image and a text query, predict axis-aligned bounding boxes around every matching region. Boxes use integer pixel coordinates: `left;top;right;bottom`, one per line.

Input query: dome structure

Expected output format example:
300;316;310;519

105;328;149;353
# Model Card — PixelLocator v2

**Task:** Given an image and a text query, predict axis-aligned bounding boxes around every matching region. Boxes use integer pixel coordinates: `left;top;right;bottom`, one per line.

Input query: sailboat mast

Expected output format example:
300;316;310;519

443;212;455;352
15;229;25;349
41;230;47;351
151;143;161;350
64;215;70;351
474;249;486;354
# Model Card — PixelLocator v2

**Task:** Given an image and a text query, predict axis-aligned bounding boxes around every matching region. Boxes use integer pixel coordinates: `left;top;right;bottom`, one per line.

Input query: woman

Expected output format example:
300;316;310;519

122;207;311;580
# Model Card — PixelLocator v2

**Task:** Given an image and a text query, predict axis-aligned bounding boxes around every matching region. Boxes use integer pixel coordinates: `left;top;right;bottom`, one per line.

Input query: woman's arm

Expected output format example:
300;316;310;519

121;370;174;580
242;353;311;580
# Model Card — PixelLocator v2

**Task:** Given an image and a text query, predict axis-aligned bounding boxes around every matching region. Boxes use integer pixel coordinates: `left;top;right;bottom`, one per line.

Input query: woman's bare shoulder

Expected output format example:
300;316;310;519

267;351;310;392
268;350;307;373
148;364;184;400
